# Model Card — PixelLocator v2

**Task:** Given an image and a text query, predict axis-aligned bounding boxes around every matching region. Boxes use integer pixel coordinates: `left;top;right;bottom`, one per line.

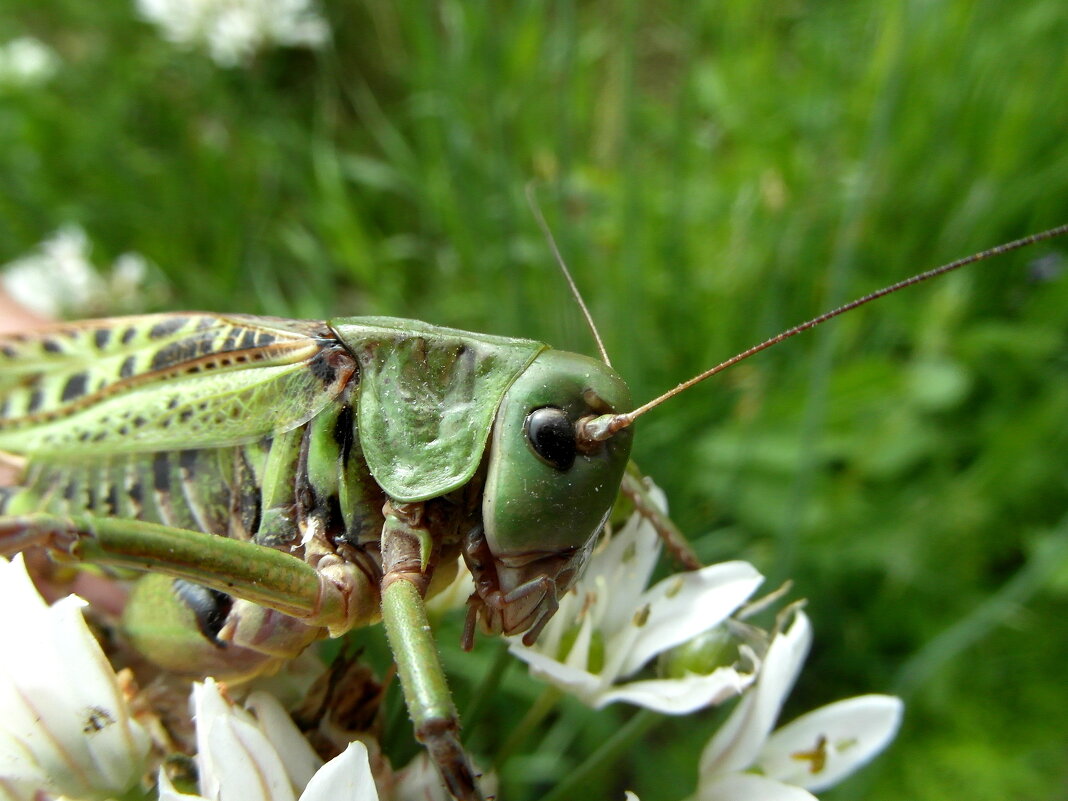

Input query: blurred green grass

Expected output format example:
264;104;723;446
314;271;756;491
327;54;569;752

2;1;1068;799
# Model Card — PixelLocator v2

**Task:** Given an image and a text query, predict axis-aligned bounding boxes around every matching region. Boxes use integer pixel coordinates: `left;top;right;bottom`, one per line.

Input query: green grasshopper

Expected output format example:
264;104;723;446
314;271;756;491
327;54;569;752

0;224;1065;801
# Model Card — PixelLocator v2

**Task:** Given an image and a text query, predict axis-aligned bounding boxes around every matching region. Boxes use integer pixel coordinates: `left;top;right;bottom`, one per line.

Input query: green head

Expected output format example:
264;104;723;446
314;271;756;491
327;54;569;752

465;349;633;645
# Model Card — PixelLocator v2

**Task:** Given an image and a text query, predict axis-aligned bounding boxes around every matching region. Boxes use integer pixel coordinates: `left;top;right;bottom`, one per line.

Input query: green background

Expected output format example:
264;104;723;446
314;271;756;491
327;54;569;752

2;2;1067;800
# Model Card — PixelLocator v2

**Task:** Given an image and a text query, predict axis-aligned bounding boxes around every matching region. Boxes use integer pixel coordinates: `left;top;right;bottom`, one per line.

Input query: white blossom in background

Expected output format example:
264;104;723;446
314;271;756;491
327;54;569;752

135;0;329;67
0;225;155;317
695;610;903;801
510;484;765;713
0;556;151;801
159;679;380;801
0;37;59;88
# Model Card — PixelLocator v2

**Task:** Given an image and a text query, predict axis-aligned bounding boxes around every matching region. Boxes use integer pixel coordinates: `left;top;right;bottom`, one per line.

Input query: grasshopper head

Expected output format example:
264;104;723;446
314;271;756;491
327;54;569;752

463;349;633;646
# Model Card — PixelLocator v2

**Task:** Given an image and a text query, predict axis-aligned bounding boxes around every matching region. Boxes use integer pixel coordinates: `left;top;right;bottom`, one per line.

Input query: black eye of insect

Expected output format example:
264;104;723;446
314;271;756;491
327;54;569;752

525;406;577;471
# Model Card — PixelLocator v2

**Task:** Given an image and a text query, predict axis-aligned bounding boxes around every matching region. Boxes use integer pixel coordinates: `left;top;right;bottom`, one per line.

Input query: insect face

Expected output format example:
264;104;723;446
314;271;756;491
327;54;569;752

467;349;632;643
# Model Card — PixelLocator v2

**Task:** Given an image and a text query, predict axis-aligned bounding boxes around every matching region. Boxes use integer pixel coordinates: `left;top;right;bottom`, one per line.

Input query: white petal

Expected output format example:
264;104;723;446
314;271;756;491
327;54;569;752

698;773;817;801
698;611;812;777
595;666;756;714
0;556;149;798
509;645;605;705
616;561;763;677
298;742;378;801
193;680;295;801
581;510;662;635
245;691;323;790
757;695;904;792
207;716;295;801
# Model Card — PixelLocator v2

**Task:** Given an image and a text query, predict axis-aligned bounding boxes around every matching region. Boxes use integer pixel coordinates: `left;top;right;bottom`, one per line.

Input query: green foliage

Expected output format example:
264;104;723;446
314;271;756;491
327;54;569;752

2;1;1067;799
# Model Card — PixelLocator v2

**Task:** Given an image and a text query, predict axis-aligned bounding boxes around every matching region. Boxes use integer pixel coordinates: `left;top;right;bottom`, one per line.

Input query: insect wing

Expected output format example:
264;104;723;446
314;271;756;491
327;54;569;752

0;313;354;456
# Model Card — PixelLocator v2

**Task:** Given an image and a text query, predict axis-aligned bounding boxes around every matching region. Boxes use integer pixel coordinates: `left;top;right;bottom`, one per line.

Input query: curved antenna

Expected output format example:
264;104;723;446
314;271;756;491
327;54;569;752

579;223;1068;444
526;183;612;366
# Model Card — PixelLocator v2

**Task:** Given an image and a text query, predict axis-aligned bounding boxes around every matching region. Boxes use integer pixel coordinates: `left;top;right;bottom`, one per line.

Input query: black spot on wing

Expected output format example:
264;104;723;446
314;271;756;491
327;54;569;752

94;328;112;348
308;348;339;386
239;329;258;349
42;339;63;354
121;327;137;345
61;372;90;402
120;356;137;379
27;388;43;413
1;344;16;358
149;317;189;339
150;340;200;372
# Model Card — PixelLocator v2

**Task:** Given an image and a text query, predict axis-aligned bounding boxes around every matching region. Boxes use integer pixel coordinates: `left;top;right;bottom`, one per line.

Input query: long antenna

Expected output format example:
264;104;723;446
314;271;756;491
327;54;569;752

579;223;1068;443
526;183;612;366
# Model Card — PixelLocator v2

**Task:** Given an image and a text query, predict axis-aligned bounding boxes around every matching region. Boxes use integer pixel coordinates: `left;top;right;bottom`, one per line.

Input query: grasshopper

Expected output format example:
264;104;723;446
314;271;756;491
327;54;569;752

0;224;1066;800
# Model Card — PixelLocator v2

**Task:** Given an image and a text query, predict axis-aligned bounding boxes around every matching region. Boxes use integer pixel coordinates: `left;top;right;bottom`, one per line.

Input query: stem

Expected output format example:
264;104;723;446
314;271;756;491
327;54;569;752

493;685;563;770
538;708;661;801
461;642;513;741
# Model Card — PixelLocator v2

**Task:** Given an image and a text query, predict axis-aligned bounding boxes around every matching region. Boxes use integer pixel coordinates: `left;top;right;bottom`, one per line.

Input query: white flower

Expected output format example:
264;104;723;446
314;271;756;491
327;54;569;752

159;678;380;801
135;0;330;67
696;610;903;800
388;751;499;801
0;37;59;88
0;226;157;317
510;487;765;713
0;555;151;801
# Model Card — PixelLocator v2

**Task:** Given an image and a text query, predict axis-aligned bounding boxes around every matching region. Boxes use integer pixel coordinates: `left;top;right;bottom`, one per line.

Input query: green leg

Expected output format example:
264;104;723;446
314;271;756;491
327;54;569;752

0;512;354;631
379;501;483;801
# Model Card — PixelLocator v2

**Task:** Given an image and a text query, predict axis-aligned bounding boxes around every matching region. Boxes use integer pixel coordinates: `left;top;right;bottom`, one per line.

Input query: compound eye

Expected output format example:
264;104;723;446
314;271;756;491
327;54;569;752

525;406;577;471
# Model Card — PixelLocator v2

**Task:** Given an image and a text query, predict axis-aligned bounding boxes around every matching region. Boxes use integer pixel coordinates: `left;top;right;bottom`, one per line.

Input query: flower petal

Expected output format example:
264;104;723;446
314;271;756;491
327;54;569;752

0;556;149;799
697;772;817;801
581;509;663;637
193;680;295;801
595;666;756;714
298;742;378;801
245;691;323;791
698;611;812;777
757;694;904;792
509;644;606;705
616;561;763;677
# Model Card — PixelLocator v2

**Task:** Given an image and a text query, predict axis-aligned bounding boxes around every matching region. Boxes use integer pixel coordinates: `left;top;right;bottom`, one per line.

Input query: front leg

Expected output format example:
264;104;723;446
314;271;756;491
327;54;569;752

379;500;483;801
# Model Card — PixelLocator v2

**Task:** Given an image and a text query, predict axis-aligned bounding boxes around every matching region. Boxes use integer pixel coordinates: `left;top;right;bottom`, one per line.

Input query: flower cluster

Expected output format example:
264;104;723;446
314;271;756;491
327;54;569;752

0;37;59;88
135;0;329;66
160;680;377;801
0;555;150;800
0;484;902;801
509;485;764;712
509;485;903;799
0;226;155;318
